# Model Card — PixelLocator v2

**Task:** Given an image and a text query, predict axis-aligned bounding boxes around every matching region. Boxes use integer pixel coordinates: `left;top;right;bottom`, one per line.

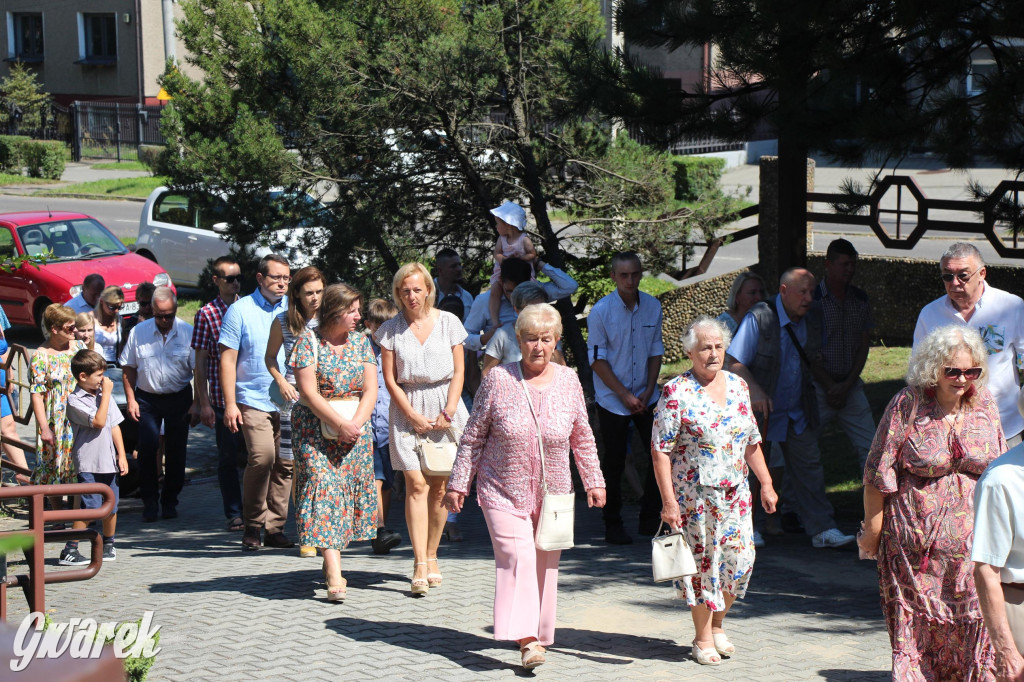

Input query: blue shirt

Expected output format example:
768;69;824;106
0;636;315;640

370;337;391;448
727;294;808;441
218;289;287;413
587;290;665;415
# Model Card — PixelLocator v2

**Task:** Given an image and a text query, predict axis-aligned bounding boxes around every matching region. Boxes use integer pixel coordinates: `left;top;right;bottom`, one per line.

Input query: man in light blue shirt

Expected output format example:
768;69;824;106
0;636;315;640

219;254;293;551
587;252;664;544
727;268;854;549
463;257;578;353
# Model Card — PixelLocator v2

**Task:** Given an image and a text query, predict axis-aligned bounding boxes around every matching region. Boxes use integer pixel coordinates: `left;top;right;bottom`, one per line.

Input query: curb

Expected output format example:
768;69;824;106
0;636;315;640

0;190;147;202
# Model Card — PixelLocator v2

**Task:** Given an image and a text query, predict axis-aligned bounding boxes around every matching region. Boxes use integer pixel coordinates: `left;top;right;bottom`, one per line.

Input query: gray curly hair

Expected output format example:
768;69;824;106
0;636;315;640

907;324;988;392
681;316;732;355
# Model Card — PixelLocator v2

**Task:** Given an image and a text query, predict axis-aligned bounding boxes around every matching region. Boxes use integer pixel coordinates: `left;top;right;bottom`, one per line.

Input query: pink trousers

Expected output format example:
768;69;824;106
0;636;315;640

481;505;561;646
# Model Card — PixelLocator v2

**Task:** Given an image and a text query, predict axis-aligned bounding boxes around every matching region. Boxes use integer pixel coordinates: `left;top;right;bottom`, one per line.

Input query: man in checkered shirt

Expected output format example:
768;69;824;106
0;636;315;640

813;239;876;473
191;255;246;531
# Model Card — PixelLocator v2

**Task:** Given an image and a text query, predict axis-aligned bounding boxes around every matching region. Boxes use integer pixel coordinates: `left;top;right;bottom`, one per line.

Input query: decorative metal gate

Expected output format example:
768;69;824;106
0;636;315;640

70;102;166;162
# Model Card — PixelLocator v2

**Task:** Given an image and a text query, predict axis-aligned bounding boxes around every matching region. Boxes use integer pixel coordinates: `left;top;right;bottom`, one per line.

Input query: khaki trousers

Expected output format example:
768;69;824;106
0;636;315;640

1003;583;1024;655
239;404;293;533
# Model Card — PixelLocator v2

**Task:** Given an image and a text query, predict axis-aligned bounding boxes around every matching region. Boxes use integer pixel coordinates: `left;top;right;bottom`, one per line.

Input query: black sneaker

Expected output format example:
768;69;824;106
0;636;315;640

102;544;116;562
59;548;89;566
371;528;402;555
604;524;633;545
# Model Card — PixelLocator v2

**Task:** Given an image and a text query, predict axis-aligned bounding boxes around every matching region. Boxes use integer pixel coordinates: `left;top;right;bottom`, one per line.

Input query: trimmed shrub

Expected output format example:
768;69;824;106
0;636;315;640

138;145;168;175
22;140;67;180
0;135;30;173
672;156;726;202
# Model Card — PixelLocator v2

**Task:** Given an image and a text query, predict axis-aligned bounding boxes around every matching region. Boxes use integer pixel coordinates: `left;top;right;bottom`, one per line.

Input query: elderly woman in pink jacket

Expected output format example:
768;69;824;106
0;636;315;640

445;303;606;671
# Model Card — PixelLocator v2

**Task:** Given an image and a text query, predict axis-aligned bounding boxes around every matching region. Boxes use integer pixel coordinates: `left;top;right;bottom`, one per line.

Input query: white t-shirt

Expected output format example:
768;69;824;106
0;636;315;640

972;444;1024;581
913;282;1024;438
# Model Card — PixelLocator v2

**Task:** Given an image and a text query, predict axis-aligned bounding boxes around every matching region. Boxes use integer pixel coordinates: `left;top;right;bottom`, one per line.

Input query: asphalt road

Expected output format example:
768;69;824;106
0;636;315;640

0;194;144;241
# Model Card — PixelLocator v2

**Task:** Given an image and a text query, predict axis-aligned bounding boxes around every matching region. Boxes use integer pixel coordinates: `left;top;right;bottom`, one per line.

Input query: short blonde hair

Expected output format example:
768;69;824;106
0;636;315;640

43;304;76;334
515;303;562;339
99;285;124;306
392;262;436;313
907;325;988;393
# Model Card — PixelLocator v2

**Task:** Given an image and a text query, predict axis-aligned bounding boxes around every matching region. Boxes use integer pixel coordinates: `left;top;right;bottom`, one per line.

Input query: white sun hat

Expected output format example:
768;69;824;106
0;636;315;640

489;201;527;230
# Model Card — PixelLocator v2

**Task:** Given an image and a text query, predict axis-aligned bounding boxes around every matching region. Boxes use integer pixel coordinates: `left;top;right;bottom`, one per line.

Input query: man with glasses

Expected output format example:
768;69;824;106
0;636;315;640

219;254;294;551
66;273;104;314
191;256;244;531
914;242;1024;446
119;282;156;356
119;287;195;522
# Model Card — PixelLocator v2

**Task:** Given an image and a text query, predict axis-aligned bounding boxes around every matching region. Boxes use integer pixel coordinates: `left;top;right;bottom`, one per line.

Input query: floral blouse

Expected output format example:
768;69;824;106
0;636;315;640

652;370;762;488
448;363;605;517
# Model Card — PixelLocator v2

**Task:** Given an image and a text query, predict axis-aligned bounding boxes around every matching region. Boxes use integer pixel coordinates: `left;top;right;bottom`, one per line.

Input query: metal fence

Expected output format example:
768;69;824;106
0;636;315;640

623;123;745;155
0;102;73;145
71;101;166;162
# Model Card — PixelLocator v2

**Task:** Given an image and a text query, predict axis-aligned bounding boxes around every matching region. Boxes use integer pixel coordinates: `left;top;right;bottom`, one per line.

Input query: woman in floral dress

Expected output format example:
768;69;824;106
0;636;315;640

30;305;86;510
859;325;1003;680
290;283;378;602
651;316;777;666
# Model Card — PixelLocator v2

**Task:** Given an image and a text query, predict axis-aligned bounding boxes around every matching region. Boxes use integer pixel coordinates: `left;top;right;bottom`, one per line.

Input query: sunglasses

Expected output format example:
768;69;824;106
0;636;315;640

138;299;153;307
943;366;982;380
153;313;176;321
218;274;242;284
941;268;980;284
104;301;122;312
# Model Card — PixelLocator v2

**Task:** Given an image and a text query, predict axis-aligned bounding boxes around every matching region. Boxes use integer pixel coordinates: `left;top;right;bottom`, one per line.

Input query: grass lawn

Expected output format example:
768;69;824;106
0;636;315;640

659;345;911;522
0;173;60;186
90;161;151;172
176;298;203;325
39;176;167;199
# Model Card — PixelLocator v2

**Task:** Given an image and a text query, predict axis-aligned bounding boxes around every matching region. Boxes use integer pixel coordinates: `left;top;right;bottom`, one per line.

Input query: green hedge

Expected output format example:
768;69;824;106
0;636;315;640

0;135;30;173
672;156;726;202
21;141;66;180
138;145;168;175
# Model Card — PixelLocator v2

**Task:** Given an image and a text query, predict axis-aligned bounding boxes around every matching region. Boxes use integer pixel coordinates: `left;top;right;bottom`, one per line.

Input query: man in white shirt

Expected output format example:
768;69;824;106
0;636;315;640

972;444;1024;680
434;248;474;316
587;252;664;544
913;242;1024;445
119;286;195;522
66;273;105;314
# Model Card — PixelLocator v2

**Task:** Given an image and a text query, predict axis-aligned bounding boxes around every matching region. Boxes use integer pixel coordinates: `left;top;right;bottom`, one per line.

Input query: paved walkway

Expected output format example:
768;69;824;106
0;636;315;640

2;422;892;681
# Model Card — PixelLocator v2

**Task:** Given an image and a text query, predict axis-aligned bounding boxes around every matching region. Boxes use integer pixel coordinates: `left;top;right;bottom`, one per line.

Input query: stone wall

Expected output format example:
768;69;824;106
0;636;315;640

656;254;1024;361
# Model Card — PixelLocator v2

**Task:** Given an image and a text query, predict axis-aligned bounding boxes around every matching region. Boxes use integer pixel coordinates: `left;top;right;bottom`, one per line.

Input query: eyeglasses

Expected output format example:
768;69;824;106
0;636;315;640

218;274;242;284
943;366;983;380
153;313;176;321
941;267;980;284
262;274;291;283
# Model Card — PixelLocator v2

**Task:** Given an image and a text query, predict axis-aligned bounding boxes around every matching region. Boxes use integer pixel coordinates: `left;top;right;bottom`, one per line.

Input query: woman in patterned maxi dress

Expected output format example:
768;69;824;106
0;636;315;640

374;263;469;596
859;325;1003;681
651;317;777;666
290;284;378;602
30;305;86;510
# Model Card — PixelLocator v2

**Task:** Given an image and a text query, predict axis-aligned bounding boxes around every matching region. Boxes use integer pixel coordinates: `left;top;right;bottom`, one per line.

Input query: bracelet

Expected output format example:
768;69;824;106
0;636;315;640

439;408;451;422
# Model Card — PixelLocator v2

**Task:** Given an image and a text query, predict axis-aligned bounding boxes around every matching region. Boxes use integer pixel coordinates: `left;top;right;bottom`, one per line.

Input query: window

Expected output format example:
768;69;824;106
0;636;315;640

966;57;997;96
10;13;43;62
0;227;15;261
152;193;194;227
77;13;116;65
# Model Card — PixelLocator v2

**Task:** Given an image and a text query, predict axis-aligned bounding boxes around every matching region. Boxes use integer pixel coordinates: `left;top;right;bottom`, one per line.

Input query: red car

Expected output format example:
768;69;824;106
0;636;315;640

0;211;174;333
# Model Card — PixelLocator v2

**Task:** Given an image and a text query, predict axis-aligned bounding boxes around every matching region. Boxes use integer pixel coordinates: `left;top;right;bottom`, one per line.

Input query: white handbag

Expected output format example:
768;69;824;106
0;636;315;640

519;364;575;551
651;521;697;583
416;428;459;476
320;398;361;441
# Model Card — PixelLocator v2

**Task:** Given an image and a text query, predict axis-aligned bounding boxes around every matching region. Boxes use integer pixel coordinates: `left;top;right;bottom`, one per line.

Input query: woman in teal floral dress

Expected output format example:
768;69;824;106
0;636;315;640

290;284;378;602
30;305;85;495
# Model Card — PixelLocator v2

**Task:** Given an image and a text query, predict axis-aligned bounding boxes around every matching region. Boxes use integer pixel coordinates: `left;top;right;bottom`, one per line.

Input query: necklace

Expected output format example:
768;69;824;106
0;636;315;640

409;314;429;330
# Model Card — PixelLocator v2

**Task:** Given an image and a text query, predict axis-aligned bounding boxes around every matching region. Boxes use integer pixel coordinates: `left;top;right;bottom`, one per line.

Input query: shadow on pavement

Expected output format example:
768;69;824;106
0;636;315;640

818;669;890;681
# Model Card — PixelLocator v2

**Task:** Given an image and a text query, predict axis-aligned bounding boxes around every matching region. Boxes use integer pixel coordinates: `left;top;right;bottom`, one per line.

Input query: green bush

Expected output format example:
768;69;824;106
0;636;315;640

0;135;30;173
672;156;726;202
138;145;168;175
22;140;67;180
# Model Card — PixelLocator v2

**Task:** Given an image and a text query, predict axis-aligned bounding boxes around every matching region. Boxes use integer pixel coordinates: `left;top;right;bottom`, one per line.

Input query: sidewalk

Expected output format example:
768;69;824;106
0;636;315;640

1;427;892;681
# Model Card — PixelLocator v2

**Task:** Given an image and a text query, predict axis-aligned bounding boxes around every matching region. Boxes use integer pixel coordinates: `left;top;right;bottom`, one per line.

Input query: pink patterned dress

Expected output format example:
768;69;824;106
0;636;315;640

864;385;1004;681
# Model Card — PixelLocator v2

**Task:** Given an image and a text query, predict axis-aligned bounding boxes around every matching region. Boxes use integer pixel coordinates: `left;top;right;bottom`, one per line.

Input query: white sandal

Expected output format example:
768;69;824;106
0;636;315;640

691;640;721;666
410;562;429;596
712;632;735;655
426;557;442;587
521;641;546;669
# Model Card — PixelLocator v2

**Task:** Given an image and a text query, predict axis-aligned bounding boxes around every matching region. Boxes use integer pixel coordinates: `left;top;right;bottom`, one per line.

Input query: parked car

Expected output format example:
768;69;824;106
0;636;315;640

135;186;329;287
0;212;174;335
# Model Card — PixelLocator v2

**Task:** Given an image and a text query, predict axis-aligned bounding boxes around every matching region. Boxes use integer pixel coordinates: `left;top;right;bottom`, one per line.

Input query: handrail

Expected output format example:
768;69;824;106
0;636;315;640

0;481;115;620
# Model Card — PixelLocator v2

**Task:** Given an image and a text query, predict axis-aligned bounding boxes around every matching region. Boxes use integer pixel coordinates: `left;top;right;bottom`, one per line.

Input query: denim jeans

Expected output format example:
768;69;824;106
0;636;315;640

137;386;192;515
215;406;245;519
